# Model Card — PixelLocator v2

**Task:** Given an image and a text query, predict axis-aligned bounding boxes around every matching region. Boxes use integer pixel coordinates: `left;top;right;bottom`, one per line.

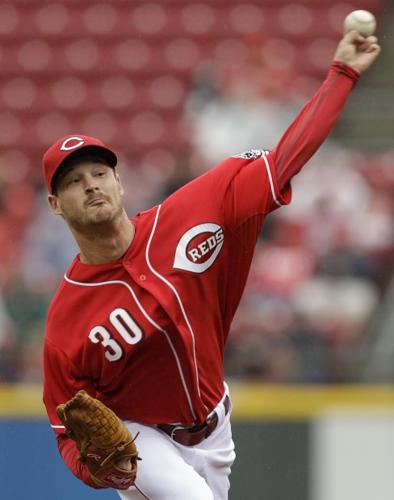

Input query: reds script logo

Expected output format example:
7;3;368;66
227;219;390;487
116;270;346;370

173;223;224;273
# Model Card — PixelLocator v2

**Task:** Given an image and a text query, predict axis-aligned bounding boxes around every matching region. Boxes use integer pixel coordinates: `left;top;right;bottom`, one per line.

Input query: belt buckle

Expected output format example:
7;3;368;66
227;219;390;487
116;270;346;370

160;404;223;445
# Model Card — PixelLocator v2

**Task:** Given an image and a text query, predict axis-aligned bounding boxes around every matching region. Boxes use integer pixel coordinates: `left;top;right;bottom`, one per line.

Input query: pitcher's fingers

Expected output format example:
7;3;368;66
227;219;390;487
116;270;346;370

365;36;378;44
344;30;367;44
366;43;381;54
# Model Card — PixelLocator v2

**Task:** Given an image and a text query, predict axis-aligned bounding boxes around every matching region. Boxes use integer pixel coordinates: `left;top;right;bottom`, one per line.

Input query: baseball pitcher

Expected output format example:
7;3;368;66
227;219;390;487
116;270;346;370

42;31;380;499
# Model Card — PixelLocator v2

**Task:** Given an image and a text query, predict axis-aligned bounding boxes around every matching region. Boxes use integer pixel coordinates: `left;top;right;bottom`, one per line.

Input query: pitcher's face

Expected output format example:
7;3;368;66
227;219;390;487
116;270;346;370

48;162;124;229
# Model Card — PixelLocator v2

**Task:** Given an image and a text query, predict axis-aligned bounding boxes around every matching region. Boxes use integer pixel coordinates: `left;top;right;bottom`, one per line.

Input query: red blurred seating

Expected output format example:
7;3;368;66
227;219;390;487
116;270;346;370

0;0;387;182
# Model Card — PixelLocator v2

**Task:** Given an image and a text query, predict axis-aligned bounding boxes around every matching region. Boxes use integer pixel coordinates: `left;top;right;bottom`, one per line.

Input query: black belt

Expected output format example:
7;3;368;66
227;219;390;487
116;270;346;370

157;395;231;447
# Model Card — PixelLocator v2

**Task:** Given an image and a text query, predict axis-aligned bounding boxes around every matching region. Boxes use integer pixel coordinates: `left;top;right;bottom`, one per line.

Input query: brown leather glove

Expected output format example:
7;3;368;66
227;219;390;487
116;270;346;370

56;390;139;490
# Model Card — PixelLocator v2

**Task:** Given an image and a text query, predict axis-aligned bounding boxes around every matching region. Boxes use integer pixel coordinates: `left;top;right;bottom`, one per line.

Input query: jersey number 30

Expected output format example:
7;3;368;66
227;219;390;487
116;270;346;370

88;308;143;362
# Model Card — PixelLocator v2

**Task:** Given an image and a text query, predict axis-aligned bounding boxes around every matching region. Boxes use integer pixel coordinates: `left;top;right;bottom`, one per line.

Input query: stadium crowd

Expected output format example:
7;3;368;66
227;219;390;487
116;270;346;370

0;0;392;385
1;88;393;386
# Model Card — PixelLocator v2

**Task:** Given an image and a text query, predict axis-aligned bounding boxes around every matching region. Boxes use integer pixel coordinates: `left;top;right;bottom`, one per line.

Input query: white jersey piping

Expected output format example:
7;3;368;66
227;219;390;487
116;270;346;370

261;152;282;207
62;273;197;421
145;205;206;412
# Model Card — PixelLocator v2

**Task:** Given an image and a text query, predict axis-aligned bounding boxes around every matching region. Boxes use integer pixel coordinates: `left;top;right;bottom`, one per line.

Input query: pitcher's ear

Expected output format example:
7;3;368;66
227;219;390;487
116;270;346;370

48;194;63;215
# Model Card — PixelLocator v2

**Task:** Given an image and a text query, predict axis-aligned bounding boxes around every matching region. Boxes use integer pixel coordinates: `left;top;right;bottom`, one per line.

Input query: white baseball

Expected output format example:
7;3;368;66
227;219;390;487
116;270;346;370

344;10;376;37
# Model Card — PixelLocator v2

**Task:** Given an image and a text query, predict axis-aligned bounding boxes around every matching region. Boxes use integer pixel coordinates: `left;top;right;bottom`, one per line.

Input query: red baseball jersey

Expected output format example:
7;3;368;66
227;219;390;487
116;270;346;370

44;148;291;429
43;62;359;484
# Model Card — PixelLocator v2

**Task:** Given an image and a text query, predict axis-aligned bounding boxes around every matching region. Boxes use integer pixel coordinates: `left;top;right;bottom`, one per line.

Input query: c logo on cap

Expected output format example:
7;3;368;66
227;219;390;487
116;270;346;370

61;136;85;151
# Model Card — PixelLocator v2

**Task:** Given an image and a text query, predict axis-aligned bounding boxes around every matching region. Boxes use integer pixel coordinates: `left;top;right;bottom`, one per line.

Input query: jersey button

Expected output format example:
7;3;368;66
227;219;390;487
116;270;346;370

140;274;146;280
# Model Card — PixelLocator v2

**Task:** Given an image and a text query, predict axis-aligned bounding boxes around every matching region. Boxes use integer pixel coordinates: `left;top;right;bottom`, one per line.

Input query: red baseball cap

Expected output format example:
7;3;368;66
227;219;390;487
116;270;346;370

42;134;117;193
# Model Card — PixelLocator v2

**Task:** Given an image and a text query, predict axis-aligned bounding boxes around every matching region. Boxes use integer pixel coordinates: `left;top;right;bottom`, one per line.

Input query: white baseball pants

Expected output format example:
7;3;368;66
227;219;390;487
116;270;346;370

118;401;235;500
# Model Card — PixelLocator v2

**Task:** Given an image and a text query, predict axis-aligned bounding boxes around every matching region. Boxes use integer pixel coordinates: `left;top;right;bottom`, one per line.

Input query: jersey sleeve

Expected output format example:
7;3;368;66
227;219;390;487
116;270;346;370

57;435;101;489
271;61;360;190
179;63;358;231
43;339;101;488
43;339;95;435
176;149;292;233
213;61;359;228
222;150;292;227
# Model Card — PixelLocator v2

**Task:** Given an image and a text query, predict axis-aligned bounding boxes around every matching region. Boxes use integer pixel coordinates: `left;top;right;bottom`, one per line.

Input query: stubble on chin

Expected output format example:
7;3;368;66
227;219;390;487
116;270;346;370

67;202;123;232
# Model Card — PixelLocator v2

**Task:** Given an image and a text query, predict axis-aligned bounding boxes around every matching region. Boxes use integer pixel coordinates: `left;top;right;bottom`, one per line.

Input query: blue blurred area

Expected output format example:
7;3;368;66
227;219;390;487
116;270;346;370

0;421;117;500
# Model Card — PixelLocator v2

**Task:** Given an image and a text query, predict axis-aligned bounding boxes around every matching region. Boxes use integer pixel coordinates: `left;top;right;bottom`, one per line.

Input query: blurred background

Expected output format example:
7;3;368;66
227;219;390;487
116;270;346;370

0;0;393;499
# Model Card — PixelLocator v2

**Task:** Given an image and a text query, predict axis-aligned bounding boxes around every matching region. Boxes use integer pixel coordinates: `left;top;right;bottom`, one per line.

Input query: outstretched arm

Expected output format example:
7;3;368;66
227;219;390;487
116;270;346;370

271;31;381;191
